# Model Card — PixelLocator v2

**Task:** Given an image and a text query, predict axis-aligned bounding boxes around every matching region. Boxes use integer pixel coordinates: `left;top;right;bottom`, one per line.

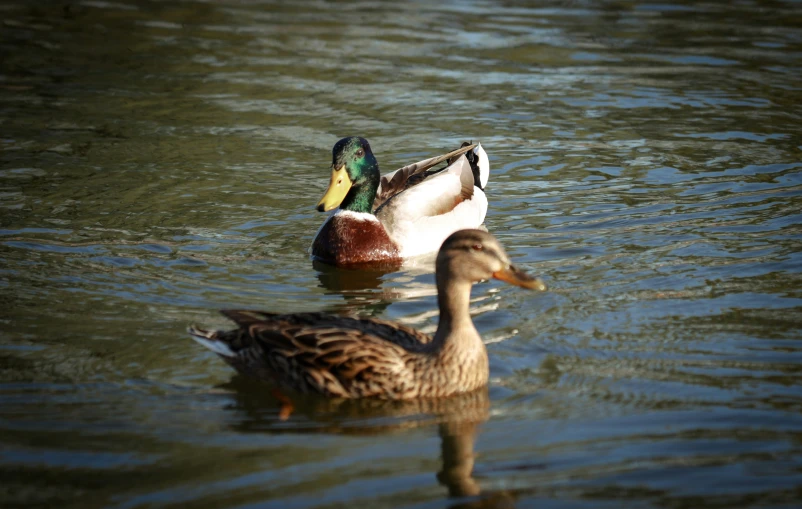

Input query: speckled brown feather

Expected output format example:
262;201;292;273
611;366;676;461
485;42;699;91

190;310;458;399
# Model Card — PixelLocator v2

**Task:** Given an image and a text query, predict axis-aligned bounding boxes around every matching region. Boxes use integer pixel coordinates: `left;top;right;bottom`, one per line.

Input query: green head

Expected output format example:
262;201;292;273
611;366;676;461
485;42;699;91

316;137;380;214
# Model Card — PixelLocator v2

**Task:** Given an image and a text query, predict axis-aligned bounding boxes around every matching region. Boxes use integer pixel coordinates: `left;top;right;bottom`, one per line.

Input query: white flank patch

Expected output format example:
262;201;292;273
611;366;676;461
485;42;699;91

189;333;236;357
395;191;488;258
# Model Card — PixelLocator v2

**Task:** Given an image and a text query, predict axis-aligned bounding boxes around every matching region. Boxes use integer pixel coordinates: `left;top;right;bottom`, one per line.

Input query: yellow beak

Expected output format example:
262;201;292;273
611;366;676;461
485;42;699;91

492;265;547;291
316;165;353;212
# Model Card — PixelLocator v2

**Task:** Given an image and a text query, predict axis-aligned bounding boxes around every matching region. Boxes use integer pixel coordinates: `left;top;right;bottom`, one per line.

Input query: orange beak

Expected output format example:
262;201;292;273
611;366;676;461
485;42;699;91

492;265;547;291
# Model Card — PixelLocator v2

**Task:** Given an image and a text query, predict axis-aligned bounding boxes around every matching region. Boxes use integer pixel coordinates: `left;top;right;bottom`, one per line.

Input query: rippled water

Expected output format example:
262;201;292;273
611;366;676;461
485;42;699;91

2;1;802;507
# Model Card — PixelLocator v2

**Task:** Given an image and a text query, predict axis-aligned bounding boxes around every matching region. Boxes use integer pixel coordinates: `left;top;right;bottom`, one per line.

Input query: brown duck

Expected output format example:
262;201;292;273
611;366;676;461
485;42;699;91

189;229;546;399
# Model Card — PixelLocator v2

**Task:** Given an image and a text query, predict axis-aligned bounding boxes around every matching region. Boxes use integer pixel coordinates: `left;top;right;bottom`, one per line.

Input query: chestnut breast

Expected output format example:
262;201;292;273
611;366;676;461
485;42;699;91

312;213;402;268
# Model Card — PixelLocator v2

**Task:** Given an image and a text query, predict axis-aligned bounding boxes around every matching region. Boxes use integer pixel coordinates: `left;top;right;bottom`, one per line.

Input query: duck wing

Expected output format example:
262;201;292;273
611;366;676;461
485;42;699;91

374;154;489;258
373;143;478;211
189;310;433;399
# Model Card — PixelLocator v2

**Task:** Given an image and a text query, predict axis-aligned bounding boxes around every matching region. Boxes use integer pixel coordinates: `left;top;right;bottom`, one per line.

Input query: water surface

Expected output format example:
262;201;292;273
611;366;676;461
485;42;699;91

2;1;802;507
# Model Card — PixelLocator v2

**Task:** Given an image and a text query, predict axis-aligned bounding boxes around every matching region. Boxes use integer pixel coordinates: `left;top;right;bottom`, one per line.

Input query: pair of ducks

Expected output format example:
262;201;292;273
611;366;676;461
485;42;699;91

191;137;546;401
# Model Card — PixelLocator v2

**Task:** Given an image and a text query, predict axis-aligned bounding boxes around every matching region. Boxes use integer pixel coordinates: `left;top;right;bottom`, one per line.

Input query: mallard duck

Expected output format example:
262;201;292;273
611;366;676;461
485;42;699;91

189;229;545;400
311;137;490;267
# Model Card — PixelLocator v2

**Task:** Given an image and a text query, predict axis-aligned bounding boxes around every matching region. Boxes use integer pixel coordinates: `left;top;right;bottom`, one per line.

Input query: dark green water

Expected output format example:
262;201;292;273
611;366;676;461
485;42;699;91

2;1;802;507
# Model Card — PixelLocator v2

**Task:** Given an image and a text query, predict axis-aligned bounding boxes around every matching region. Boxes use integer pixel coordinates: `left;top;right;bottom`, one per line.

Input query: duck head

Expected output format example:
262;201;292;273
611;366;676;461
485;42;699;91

317;137;380;214
437;229;547;291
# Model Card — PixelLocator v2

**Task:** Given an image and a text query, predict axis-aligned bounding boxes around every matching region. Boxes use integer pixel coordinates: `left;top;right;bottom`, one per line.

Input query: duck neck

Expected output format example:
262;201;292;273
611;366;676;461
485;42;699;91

433;273;477;345
339;169;380;214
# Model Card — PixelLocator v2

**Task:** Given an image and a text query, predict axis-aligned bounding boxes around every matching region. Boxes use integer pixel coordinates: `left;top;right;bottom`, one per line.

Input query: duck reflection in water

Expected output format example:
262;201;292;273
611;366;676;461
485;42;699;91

313;256;439;317
220;377;515;506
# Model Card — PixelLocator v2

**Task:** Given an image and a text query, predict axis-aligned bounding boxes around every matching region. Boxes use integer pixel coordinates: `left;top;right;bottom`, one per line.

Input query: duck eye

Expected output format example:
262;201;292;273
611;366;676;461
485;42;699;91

355;149;365;158
471;244;483;251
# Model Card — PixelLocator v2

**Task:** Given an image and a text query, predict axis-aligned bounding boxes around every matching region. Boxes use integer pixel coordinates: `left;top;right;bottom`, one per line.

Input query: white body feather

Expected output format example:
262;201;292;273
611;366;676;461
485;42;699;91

392;190;488;258
377;144;489;258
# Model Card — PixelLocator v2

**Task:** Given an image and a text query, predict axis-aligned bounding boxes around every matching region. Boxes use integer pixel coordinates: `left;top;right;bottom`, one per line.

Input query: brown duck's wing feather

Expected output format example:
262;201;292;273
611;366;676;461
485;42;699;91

221;312;434;399
223;311;432;349
373;143;476;211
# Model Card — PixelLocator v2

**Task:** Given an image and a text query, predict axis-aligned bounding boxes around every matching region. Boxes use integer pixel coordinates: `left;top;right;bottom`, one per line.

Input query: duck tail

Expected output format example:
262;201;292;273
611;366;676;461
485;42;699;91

188;325;236;357
473;143;489;189
458;141;489;190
